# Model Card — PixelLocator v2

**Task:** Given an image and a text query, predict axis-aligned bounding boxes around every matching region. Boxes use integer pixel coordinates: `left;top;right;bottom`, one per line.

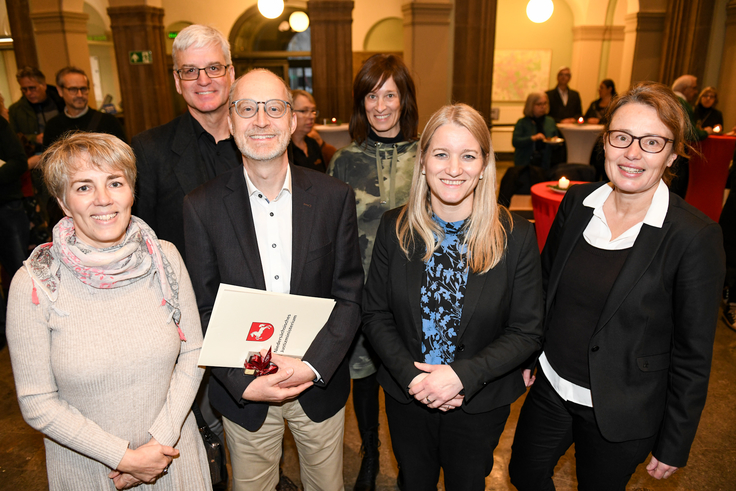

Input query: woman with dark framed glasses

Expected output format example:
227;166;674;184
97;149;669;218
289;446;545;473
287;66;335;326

509;82;726;490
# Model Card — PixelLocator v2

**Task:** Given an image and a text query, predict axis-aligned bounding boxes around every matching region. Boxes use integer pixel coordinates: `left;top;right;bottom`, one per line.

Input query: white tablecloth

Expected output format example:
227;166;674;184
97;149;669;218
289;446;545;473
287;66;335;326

314;124;351;150
557;123;605;164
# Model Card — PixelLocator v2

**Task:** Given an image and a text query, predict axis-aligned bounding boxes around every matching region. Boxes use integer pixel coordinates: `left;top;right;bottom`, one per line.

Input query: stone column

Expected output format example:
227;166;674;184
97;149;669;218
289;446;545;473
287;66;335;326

452;0;497;124
621;11;666;87
5;0;39;69
402;0;453;129
717;0;736;127
308;0;354;123
29;0;94;96
107;3;173;139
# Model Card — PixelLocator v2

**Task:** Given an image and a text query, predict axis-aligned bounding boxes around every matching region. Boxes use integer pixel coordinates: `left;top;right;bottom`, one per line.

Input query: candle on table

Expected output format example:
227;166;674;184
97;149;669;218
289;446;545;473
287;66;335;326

558;177;570;190
714;125;722;133
577;117;584;124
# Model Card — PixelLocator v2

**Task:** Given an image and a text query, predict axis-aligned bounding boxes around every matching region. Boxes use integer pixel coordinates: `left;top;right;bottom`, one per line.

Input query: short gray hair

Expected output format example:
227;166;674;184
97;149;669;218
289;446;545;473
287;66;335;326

523;92;548;118
172;25;232;69
40;132;137;207
56;67;88;88
672;75;696;94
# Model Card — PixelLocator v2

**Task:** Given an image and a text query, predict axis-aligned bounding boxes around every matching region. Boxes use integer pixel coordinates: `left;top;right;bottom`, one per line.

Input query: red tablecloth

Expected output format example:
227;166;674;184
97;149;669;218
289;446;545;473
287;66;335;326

531;181;585;251
685;135;736;222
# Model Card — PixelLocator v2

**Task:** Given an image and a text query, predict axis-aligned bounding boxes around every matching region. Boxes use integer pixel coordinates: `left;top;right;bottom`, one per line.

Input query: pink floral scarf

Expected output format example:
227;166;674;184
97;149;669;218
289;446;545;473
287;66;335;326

24;216;186;341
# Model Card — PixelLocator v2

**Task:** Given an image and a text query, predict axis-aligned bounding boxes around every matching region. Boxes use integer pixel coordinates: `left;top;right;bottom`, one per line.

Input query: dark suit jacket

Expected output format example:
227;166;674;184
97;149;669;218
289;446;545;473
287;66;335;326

362;209;544;413
546;87;583;122
183;164;363;431
542;182;725;467
132;112;241;257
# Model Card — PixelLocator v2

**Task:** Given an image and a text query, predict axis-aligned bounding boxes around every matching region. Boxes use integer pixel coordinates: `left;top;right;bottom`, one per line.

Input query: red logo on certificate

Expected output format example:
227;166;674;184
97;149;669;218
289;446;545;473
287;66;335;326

248;322;274;341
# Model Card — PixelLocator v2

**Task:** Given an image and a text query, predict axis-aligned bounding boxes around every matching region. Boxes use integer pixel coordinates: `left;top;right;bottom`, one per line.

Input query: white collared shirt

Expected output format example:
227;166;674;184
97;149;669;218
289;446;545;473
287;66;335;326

64;106;90;119
244;165;293;295
243;165;321;381
541;180;670;406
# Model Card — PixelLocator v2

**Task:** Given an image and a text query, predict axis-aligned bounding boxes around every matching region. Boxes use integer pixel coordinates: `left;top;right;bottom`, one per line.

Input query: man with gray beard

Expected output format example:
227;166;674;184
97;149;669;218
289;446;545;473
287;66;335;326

183;69;363;491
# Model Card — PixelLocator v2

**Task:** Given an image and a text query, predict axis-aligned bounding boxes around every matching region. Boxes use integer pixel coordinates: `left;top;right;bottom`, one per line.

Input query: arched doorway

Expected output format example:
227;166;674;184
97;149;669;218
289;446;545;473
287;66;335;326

229;5;312;91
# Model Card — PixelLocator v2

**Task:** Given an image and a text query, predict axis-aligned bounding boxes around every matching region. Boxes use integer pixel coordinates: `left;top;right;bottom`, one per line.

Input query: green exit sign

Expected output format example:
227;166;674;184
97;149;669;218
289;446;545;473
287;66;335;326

129;51;153;64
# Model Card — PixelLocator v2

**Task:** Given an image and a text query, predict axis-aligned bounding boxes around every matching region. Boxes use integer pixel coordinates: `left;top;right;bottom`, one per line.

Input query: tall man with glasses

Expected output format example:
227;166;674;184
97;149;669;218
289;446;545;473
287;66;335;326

131;27;240;488
132;24;240;260
43;67;127;149
183;69;363;491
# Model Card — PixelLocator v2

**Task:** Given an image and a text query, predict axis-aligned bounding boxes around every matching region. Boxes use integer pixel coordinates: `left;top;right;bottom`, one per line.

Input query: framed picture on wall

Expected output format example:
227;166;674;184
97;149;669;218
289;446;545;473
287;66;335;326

493;49;552;102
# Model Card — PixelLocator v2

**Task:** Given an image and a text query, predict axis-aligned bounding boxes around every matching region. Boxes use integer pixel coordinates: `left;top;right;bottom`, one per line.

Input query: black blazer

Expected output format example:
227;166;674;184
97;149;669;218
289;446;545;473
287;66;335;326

542;182;725;467
132;112;241;257
362;209;544;413
183;165;363;431
546;87;583;122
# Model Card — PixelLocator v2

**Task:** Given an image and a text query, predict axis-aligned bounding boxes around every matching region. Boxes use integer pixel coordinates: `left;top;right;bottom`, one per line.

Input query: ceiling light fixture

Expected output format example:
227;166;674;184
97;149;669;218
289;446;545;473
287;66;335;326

258;0;285;19
289;12;310;32
527;0;554;24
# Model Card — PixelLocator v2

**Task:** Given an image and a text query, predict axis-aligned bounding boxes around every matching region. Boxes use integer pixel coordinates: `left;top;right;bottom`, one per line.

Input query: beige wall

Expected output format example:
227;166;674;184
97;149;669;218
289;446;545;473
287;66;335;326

494;0;575;120
354;0;404;50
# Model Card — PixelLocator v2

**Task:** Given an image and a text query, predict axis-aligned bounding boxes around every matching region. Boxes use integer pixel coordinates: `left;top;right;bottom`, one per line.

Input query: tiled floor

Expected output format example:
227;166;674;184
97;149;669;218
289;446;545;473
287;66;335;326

2;316;736;490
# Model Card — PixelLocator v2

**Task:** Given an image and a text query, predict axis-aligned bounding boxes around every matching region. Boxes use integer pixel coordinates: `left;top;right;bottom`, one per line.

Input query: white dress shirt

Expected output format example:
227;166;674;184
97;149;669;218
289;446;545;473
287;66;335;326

541;180;670;406
244;166;293;294
243;165;321;380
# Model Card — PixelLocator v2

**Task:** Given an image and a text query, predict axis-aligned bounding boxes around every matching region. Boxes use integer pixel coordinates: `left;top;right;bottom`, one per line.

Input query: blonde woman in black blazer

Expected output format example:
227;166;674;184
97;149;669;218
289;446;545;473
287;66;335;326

362;104;544;490
509;82;726;491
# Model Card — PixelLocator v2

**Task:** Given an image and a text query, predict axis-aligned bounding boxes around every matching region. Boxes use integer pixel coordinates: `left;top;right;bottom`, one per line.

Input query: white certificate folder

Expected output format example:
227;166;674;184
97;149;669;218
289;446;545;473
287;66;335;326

198;284;336;368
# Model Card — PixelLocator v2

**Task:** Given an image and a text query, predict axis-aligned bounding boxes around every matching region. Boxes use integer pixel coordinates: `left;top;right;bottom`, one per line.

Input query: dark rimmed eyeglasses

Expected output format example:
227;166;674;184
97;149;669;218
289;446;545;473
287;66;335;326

230;99;291;119
62;86;89;95
175;64;231;81
605;130;674;154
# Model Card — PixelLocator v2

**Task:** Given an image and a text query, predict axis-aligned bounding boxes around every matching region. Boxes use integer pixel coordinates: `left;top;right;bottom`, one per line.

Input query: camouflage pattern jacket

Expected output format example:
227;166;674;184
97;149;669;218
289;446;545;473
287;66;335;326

328;137;418;276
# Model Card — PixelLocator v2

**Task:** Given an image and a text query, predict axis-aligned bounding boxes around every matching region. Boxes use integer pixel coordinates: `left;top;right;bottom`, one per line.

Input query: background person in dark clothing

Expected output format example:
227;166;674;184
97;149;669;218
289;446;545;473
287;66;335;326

0;117;30;349
694;86;724;133
43;66;127;149
670;74;709;198
512;92;561;170
546;67;583;124
8;66;65;155
289;89;327;173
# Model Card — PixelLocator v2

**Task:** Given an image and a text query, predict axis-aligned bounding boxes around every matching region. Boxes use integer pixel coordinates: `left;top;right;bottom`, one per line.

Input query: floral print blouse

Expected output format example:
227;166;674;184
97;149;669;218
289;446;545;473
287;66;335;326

420;216;469;364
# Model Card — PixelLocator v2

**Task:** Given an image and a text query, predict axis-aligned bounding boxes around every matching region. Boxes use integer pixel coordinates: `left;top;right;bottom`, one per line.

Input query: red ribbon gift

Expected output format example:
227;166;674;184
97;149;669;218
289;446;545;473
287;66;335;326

244;347;278;376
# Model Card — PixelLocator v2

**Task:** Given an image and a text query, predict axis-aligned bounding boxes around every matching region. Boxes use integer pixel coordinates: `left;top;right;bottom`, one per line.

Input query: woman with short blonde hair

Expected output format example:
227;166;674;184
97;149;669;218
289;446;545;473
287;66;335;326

7;132;211;490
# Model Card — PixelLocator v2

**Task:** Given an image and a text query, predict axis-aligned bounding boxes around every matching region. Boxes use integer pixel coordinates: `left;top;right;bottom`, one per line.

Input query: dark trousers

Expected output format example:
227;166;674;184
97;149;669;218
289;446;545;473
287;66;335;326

720;169;736;301
385;393;510;491
0;199;29;279
0;199;30;343
509;370;656;491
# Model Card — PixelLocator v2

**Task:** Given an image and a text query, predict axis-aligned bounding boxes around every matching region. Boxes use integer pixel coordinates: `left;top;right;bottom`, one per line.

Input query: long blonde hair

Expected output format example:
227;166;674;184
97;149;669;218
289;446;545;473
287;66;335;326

396;104;511;273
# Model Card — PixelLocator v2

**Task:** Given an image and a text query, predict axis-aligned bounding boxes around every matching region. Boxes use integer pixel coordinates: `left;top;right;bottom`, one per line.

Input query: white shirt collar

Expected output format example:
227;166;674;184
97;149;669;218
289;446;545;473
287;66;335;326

583;180;670;229
244;164;292;202
64;106;89;119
